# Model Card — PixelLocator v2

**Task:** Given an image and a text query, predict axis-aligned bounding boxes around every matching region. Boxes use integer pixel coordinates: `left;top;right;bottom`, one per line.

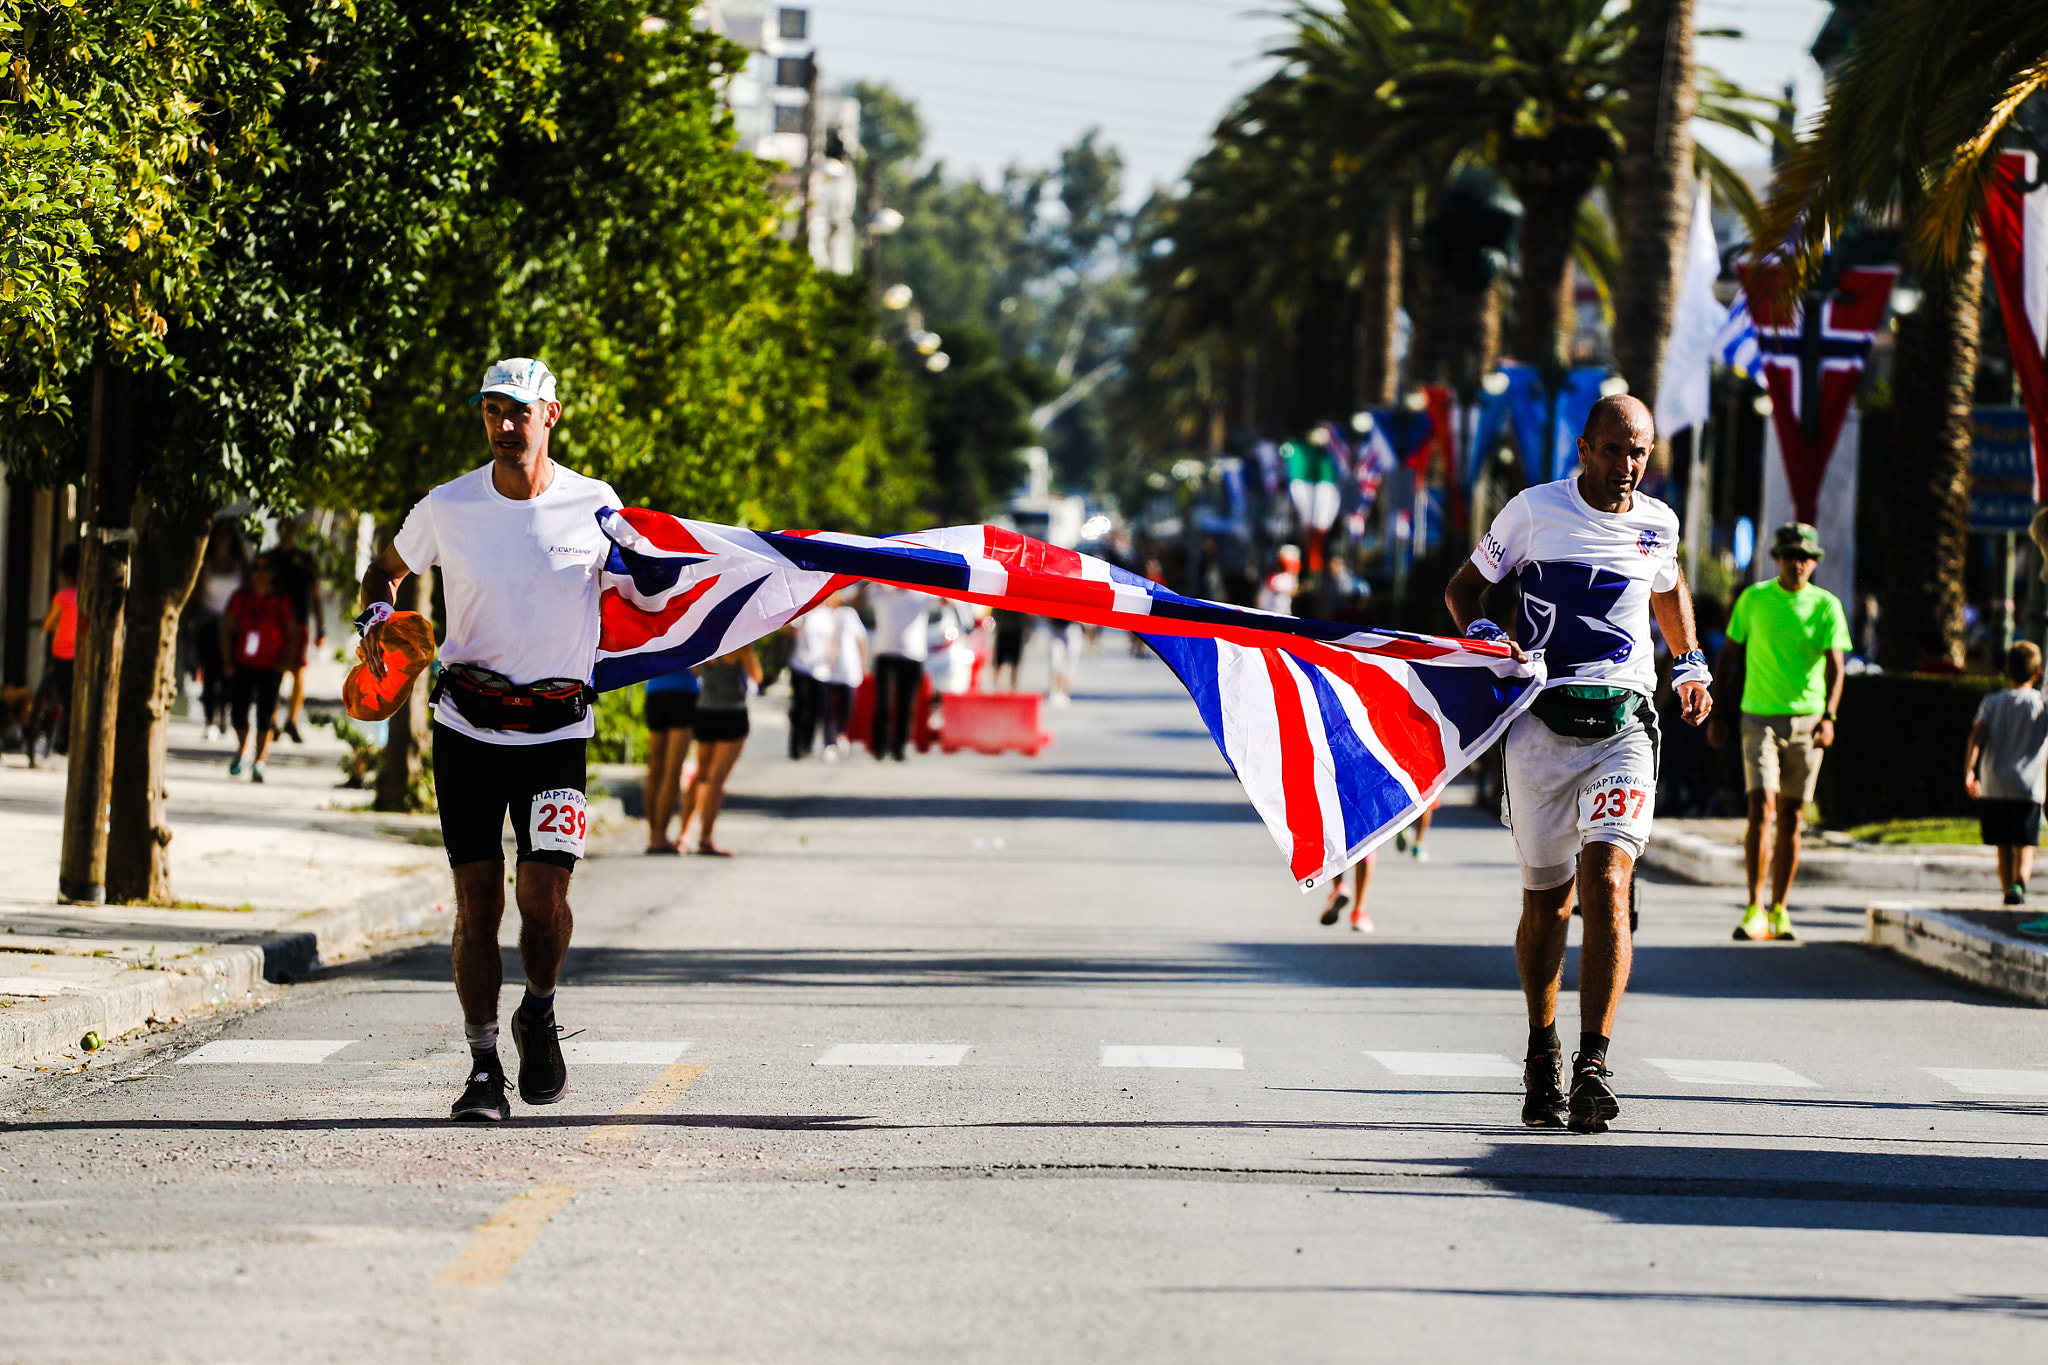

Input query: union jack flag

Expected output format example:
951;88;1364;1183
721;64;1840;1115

595;509;1545;889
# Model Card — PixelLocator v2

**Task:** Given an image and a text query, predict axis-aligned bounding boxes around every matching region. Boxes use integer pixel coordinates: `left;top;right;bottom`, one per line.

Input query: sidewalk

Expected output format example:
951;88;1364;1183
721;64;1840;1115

1645;817;2048;1005
0;659;457;1071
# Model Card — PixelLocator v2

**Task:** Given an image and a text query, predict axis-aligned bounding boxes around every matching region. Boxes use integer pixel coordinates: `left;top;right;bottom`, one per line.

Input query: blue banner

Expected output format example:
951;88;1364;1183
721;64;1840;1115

1970;407;2035;533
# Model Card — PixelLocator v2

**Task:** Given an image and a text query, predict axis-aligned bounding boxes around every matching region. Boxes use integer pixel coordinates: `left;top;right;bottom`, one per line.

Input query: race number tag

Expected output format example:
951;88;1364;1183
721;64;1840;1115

530;788;588;857
243;631;263;658
1579;772;1653;837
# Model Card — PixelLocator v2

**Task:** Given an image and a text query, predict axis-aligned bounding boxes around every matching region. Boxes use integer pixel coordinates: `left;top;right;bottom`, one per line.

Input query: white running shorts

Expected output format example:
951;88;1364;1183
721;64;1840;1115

1502;708;1656;891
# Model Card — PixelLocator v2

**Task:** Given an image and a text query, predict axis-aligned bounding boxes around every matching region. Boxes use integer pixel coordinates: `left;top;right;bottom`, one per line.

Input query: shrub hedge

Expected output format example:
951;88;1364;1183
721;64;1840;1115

1813;672;2005;827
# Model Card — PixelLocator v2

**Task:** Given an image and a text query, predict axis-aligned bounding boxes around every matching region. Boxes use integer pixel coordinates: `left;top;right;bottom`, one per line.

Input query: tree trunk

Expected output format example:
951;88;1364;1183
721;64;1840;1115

59;365;136;905
106;500;211;904
1505;177;1591;372
1612;0;1697;409
1357;198;1406;408
1878;241;1984;671
374;569;426;812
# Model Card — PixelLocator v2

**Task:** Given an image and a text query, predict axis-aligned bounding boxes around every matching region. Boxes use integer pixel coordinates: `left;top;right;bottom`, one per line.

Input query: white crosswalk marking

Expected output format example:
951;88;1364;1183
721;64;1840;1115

180;1040;354;1065
1926;1067;2048;1096
1366;1051;1521;1078
815;1044;970;1066
1100;1046;1243;1069
1644;1058;1817;1087
424;1041;693;1065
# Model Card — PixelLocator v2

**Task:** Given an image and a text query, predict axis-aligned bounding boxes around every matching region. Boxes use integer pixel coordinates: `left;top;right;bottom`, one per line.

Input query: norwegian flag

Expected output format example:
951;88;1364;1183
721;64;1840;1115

595;508;1544;889
1741;259;1898;524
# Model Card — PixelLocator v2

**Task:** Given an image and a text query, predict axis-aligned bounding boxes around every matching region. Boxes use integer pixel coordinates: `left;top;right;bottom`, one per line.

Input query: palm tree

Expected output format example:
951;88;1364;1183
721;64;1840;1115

1752;0;2048;667
1610;0;1696;411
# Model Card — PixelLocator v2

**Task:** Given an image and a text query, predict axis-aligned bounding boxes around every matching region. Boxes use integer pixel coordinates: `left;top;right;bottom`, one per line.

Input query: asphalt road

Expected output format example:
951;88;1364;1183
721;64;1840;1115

5;644;2047;1363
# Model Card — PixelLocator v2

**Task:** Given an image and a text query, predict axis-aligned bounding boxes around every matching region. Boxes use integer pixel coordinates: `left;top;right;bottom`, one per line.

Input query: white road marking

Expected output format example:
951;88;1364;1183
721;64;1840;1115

1366;1051;1521;1078
561;1041;692;1065
814;1044;971;1066
1643;1058;1817;1087
1926;1067;2048;1096
179;1040;355;1065
1101;1046;1243;1070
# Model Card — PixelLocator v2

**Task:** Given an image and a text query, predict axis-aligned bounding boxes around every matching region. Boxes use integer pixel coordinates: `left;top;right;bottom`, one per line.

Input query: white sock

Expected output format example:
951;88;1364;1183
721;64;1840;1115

464;1020;499;1055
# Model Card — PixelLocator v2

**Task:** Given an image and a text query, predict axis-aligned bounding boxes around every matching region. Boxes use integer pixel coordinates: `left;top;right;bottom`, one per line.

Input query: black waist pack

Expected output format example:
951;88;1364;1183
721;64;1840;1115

431;662;595;735
1530;684;1644;741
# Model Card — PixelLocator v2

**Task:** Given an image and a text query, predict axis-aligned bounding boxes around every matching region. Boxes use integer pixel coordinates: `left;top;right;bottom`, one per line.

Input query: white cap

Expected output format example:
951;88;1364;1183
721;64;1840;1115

471;357;558;406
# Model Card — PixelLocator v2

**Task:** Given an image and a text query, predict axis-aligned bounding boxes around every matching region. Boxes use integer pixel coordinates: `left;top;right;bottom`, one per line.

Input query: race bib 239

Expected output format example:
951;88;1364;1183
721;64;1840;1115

530;788;588;857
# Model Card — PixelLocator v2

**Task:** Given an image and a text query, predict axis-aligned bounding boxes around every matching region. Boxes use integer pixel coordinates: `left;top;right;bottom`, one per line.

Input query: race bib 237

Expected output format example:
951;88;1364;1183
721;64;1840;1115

1578;772;1653;837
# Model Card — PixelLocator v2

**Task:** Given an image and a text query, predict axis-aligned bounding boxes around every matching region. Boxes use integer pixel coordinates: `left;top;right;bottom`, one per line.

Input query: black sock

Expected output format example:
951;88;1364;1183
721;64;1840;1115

1579;1032;1610;1065
1527;1022;1559;1057
518;986;555;1018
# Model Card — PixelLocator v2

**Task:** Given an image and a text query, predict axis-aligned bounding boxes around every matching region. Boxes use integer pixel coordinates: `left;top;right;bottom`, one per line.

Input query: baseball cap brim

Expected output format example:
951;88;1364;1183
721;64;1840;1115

470;384;552;406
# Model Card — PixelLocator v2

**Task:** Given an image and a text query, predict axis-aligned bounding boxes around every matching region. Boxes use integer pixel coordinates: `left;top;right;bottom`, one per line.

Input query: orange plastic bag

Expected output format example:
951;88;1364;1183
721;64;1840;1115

342;611;437;722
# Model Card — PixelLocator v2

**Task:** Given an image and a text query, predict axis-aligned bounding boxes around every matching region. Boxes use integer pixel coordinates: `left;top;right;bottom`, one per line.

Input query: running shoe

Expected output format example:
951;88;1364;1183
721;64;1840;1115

227;756;243;777
1567;1054;1620;1133
1410;845;1430;863
283;720;303;744
1319;892;1347;926
451;1051;511;1123
1349;908;1373;933
1394;828;1410;854
509;1002;568;1106
1732;904;1769;940
1522;1050;1567;1128
250;762;265;784
2004;883;2026;907
2019;916;2048;938
1766;904;1796;942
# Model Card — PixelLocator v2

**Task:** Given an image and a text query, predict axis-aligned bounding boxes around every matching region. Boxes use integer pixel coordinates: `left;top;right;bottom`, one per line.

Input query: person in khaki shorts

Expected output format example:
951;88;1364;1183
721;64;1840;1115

1709;523;1850;941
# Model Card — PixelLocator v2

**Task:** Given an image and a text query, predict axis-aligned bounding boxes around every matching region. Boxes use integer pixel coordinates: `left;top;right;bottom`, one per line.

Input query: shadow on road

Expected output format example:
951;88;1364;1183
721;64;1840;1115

1153;1284;2048;1319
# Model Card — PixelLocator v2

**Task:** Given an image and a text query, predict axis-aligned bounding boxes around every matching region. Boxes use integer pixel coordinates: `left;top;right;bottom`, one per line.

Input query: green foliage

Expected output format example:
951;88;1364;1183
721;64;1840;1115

1814;672;2004;827
590;683;642;765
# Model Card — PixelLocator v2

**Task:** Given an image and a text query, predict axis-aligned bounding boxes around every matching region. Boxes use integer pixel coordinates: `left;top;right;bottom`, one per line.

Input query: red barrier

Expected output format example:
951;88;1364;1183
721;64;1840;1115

846;674;938;755
937;692;1052;758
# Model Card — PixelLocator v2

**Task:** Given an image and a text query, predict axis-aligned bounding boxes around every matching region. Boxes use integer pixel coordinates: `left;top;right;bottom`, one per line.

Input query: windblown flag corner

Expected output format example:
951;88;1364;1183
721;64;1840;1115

594;508;1545;890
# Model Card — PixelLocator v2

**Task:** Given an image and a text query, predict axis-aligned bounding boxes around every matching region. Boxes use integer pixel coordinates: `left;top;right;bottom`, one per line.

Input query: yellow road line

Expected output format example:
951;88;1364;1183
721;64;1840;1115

586;1062;707;1148
438;1184;583;1288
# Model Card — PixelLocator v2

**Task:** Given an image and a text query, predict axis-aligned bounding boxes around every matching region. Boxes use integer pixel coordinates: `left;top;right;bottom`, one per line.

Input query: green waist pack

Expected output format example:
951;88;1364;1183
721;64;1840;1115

1531;684;1643;740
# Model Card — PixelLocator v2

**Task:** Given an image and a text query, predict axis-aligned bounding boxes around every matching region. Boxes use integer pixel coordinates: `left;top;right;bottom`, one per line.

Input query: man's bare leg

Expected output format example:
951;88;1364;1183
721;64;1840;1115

1743;790;1773;908
1515;876;1576;1129
451;861;508;1026
1576;842;1634;1036
1769;794;1803;908
514;861;574;995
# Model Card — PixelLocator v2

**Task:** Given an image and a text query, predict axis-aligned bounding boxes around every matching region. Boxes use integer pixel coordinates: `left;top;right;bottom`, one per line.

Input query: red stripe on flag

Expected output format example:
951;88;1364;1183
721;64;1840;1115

981;526;1084;578
600;576;718;652
1261;647;1327;882
1284;638;1447;791
617;508;707;555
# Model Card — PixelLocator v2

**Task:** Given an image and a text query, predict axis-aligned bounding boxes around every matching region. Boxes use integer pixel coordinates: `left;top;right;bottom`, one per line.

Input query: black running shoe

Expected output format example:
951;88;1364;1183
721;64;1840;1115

510;1003;568;1106
1522;1049;1568;1128
1567;1054;1620;1134
451;1051;510;1123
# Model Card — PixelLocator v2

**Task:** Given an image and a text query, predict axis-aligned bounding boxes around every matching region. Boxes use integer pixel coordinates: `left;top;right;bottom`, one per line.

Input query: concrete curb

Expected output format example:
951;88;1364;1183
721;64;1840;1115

0;867;453;1071
1866;903;2048;1006
1643;828;2010;894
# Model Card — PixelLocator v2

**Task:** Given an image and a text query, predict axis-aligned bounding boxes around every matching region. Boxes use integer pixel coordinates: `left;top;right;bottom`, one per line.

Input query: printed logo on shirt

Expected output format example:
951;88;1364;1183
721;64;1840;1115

1636;529;1662;557
544;544;598;566
1478;530;1507;572
1517;561;1633;669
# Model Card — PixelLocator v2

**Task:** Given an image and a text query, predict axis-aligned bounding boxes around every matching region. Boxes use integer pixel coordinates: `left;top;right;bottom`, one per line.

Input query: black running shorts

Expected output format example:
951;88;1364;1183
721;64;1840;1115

433;721;588;870
644;690;697;732
1979;798;2042;849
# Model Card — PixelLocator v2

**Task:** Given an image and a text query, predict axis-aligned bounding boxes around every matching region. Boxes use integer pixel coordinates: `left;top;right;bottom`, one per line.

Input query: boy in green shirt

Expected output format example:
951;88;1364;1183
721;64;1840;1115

1708;523;1851;941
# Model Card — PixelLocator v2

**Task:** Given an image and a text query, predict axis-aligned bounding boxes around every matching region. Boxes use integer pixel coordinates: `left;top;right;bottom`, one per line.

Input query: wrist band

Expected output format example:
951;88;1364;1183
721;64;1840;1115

354;602;394;638
1671;648;1712;689
1465;618;1509;644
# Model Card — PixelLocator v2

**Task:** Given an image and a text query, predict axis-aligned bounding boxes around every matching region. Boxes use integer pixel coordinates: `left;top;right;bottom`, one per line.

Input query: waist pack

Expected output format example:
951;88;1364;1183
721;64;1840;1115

1530;684;1644;741
431;662;594;735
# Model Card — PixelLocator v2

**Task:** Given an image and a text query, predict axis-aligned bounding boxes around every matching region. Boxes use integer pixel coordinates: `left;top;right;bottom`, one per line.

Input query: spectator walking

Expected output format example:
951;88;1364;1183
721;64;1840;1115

1047;617;1078;706
1965;641;2048;917
221;553;302;783
1318;851;1376;933
38;544;78;716
1709;523;1849;942
825;592;866;756
991;609;1027;691
642;666;697;854
867;583;929;761
270;516;325;745
787;603;836;759
678;644;761;856
190;523;248;738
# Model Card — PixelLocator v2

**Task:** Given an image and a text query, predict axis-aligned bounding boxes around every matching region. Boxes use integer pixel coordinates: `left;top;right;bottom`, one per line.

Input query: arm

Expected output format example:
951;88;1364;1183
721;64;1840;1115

1650;574;1711;727
357;545;413;679
39;599;59;637
1708;641;1743;748
1444;561;1527;661
1965;718;1988;800
1814;648;1845;749
740;642;764;686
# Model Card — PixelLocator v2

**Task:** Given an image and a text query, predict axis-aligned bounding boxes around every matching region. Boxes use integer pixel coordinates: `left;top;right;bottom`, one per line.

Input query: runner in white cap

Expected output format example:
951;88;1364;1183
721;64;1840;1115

358;357;622;1122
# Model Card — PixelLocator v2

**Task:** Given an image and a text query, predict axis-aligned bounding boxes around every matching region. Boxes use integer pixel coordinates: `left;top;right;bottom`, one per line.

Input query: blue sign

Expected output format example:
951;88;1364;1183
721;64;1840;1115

1970;407;2036;533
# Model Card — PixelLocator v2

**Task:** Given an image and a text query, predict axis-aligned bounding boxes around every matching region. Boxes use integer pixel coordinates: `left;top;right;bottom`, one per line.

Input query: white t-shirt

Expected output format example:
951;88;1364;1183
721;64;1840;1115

869;585;931;661
830;605;867;686
791;607;838;680
392;461;621;745
1470;477;1680;698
